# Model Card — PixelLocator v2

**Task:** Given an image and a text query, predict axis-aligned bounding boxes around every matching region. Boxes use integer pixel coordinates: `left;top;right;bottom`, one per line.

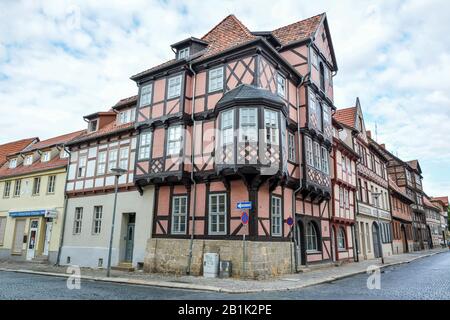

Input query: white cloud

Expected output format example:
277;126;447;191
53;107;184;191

0;0;449;197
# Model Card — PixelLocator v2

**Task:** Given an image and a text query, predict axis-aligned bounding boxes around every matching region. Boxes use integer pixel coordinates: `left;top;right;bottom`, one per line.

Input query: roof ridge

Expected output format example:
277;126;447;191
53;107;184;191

0;137;38;147
272;12;325;33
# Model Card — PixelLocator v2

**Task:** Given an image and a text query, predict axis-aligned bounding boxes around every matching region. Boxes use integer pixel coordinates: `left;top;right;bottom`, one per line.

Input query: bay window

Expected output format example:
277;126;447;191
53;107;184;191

239;108;257;142
264;109;279;145
305;136;314;166
288;132;296;162
221;110;234;146
321;146;329;174
313;142;321;170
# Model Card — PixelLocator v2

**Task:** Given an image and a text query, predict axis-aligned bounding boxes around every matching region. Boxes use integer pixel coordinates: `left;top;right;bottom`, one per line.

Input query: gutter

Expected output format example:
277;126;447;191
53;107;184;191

186;63;197;275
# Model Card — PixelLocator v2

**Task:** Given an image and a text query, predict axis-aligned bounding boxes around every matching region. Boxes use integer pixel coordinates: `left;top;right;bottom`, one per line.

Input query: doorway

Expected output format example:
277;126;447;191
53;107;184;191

295;220;306;268
124;214;135;262
372;222;381;258
401;225;408;253
26;219;39;260
12;219;26;255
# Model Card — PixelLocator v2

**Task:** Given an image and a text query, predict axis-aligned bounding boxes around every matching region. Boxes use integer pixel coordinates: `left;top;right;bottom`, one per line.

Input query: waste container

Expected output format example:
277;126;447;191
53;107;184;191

203;253;219;278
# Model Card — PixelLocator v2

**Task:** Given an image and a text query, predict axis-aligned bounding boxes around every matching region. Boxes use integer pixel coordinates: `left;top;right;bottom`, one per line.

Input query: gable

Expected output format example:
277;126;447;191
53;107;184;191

313;19;334;70
354;98;368;143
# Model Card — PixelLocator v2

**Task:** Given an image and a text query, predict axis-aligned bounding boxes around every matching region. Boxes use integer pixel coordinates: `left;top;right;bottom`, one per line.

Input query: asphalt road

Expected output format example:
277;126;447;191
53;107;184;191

0;251;449;300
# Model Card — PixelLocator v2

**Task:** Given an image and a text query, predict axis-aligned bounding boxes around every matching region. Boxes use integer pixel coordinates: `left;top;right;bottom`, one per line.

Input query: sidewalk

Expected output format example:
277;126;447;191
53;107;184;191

0;248;447;293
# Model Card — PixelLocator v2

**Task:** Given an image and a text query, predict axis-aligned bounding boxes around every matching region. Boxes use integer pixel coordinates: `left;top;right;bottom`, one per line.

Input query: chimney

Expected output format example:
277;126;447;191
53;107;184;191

367;130;372;138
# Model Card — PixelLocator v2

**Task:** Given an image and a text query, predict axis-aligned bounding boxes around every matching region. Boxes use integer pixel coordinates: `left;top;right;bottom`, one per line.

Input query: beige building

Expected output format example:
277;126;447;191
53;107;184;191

0;132;82;263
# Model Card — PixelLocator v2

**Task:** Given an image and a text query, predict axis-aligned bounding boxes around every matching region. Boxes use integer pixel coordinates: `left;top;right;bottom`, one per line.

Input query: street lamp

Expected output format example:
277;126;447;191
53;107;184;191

371;192;385;264
106;167;127;277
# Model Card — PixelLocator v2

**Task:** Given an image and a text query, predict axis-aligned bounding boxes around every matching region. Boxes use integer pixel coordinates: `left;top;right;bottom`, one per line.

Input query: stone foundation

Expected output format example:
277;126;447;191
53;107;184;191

144;238;294;279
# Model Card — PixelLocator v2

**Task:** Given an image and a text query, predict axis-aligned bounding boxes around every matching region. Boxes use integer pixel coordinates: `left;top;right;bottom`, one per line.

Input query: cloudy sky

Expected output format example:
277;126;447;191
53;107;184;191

0;0;449;197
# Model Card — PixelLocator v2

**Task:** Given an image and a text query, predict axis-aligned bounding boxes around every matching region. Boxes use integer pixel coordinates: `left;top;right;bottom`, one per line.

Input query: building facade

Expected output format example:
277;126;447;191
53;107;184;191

0;132;81;263
59;98;154;269
423;196;441;249
129;13;338;278
334;99;393;261
431;196;448;246
329;118;358;262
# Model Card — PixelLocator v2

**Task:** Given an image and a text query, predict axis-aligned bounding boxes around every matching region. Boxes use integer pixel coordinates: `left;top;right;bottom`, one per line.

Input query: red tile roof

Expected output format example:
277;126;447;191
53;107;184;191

423;196;440;211
272;13;324;46
0;156;68;179
0;137;38;166
21;131;84;153
333;107;357;129
113;95;138;109
67;121;134;145
407;160;419;171
431;196;449;207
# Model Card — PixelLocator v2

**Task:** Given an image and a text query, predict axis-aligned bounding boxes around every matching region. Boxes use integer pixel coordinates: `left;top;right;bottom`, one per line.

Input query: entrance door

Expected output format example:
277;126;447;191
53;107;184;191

12;220;26;254
401;225;408;253
43;220;53;256
124;215;135;262
26;220;39;260
372;223;381;258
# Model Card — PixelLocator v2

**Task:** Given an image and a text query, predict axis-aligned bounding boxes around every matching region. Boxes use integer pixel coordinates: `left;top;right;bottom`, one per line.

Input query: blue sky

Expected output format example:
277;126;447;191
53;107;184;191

0;0;449;197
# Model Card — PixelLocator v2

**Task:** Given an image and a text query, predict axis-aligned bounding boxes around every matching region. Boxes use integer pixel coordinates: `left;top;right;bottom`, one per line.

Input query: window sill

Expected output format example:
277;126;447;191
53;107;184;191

306;250;321;254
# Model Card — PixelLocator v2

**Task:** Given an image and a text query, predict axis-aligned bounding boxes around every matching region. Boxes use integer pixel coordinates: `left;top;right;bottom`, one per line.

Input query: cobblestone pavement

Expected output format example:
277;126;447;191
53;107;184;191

0;250;449;299
0;248;447;293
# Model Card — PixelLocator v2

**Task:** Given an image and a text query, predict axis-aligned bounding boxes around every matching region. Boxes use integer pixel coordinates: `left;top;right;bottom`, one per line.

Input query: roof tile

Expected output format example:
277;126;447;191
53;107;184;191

0;138;38;166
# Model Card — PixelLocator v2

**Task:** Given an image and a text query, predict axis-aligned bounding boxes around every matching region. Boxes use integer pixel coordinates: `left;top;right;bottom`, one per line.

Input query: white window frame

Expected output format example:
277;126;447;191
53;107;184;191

221;110;234;146
24;155;33;166
276;73;286;97
139;84;153;107
305;136;314;166
3;181;11;197
239;108;257;142
32;177;40;195
209;193;227;235
77;156;87;178
321;146;329;174
167;75;182;99
306;222;319;251
13;179;21;197
107;149;118;172
97;151;107;175
171;196;188;234
60;149;69;159
119;147;129;171
264;109;279;145
208;67;224;93
41;151;51;162
271;196;282;237
337;228;346;250
47;175;56;194
167;126;183;156
313;142;321;170
9;158;17;169
288;132;296;162
92;206;102;235
89;120;98;132
73;207;83;235
178;47;190;60
138;132;152;160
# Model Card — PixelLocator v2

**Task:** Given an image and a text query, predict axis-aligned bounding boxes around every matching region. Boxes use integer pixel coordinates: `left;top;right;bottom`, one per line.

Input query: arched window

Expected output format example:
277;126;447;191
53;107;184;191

306;222;319;251
319;62;325;91
338;228;346;250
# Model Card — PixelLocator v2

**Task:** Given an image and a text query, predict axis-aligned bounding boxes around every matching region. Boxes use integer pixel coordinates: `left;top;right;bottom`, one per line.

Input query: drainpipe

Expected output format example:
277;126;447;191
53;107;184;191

186;62;197;275
56;145;71;266
353;135;361;262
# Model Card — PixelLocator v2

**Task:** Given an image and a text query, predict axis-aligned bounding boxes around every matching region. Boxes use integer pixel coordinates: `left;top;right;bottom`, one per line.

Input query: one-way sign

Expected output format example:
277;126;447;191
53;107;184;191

237;201;252;210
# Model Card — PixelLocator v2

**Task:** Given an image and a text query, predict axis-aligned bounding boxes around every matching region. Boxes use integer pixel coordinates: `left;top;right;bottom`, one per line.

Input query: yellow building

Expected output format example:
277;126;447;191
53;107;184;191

0;131;82;263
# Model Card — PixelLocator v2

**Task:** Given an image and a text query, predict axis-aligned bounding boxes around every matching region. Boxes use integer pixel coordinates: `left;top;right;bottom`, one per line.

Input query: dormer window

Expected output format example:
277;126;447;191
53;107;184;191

89;120;98;132
9;158;17;169
60;149;69;159
41;151;51;162
178;47;190;60
24;155;33;166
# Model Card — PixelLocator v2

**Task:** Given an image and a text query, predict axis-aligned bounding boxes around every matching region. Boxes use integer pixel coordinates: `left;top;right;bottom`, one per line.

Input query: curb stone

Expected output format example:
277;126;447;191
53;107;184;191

0;250;446;294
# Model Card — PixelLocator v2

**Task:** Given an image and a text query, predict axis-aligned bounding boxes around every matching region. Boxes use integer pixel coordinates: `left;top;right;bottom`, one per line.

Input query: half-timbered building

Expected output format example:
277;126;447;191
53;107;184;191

130;13;338;278
329;118;358;262
59;97;154;270
334;99;393;261
430;196;448;246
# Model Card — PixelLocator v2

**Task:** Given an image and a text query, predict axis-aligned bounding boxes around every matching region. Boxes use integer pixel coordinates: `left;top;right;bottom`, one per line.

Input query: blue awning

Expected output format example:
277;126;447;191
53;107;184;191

9;210;47;218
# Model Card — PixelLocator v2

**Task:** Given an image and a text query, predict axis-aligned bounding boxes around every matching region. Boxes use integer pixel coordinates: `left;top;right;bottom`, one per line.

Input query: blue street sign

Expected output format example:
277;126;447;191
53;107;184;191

241;212;249;225
286;217;294;226
237;201;252;210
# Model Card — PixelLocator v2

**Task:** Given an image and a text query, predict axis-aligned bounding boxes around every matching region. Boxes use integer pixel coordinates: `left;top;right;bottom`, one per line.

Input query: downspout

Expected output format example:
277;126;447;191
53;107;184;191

353;134;361;262
56;145;71;266
186;62;197;275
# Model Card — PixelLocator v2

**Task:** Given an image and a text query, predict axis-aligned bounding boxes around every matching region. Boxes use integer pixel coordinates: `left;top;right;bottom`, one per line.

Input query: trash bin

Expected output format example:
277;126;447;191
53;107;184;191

203;253;219;278
219;260;232;278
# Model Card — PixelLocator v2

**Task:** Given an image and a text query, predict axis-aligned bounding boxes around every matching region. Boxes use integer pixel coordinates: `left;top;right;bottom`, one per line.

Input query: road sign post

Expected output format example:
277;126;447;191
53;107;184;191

240;210;249;278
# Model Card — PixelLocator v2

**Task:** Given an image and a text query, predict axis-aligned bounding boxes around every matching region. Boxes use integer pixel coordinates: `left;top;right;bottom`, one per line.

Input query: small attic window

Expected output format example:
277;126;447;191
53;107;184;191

178;47;190;60
89;119;98;132
9;158;17;169
24;155;33;166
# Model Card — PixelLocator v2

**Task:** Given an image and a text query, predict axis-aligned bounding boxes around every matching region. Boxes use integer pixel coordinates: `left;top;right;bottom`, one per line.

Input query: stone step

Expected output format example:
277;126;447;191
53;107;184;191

111;262;135;272
29;256;49;264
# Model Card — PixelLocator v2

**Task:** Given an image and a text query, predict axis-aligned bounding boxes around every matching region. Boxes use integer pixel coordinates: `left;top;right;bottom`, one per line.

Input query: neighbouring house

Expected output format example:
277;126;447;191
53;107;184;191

334;98;393;261
59;97;154;270
430;196;448;246
329;117;359;262
423;195;442;249
130;13;338;278
0;131;82;263
0;137;39;167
